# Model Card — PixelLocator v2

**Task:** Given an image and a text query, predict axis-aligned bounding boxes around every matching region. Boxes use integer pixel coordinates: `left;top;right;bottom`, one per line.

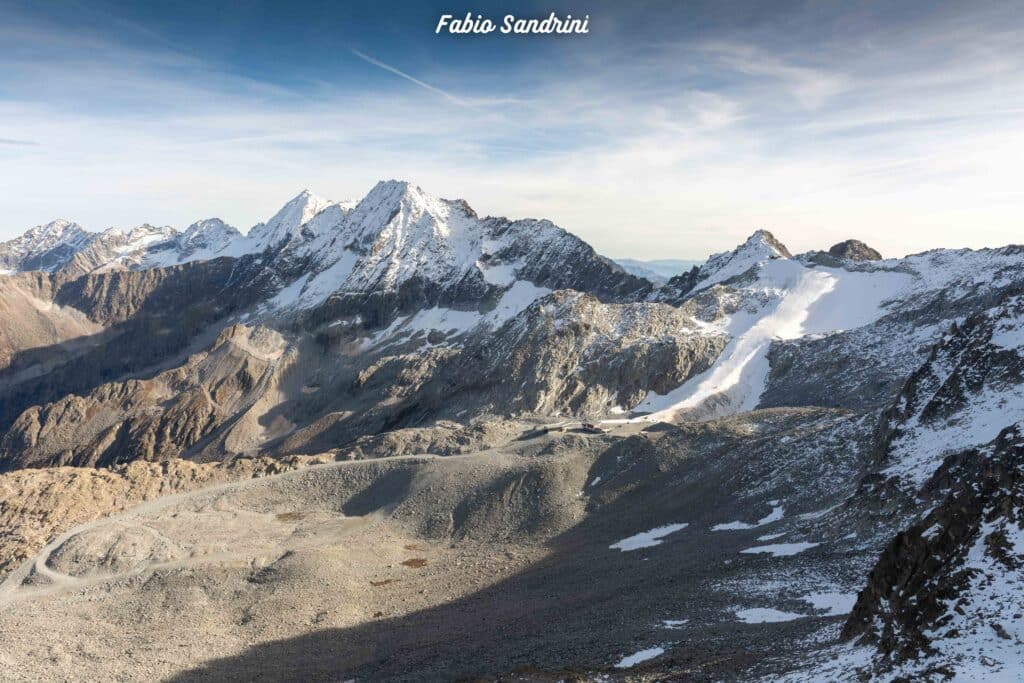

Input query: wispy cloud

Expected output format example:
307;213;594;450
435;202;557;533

697;41;851;109
350;48;475;108
0;137;39;146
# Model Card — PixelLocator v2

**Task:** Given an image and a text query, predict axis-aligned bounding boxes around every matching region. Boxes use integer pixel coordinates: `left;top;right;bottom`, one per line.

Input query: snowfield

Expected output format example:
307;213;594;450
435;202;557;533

633;257;912;422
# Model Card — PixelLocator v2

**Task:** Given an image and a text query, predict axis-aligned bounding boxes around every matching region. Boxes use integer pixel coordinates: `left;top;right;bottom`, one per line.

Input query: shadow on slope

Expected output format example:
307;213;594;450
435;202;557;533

169;411;865;682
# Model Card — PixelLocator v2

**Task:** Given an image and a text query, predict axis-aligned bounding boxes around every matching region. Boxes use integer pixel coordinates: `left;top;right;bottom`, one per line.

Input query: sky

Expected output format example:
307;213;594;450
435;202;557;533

0;0;1022;260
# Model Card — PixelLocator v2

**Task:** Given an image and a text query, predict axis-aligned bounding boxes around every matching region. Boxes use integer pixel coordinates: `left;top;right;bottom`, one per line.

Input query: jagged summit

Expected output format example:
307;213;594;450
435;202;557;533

0;182;647;315
689;229;791;291
23;218;85;240
266;179;647;315
0;219;95;272
246;189;334;250
175;218;242;259
181;218;238;243
749;229;791;258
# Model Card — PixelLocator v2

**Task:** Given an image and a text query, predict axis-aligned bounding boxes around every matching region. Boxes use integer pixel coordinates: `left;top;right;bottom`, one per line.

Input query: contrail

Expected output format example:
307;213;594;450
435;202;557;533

351;48;471;107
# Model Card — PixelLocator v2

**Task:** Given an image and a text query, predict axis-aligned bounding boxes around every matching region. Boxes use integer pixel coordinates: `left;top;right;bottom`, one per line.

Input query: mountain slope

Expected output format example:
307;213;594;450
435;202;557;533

266;181;652;328
2;183;1024;681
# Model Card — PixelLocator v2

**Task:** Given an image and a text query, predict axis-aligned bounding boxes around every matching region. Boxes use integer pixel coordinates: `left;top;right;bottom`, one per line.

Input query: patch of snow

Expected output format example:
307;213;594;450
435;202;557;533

712;505;785;531
610;523;688;552
661;619;688;628
270;250;361;310
990;315;1024;350
802;592;857;616
885;384;1024;487
734;607;806;624
484;280;552;327
615;646;665;668
756;532;787;541
797;505;840;521
479;261;517;286
740;542;819;557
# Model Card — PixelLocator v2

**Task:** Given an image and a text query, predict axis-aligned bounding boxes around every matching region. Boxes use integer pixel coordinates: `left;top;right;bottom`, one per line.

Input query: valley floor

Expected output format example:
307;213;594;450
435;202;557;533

0;409;888;681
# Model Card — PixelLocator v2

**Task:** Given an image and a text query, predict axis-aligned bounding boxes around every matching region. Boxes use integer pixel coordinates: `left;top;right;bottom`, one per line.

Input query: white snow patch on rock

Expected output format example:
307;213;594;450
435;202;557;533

615;646;665;668
802;592;857;616
712;505;785;531
610;523;688;552
740;542;819;557
734;607;806;624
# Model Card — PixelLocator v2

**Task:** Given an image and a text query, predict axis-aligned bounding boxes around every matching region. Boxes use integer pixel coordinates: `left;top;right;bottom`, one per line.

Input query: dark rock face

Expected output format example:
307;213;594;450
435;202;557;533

759;229;793;259
828;239;882;261
843;425;1024;662
872;294;1024;470
654;266;701;304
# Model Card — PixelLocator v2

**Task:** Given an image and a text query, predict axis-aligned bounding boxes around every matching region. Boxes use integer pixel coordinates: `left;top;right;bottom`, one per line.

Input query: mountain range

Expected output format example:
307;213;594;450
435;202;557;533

0;180;1021;681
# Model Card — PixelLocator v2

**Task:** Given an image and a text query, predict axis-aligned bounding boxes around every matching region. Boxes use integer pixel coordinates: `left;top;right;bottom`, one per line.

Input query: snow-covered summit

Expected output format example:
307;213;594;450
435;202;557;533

694;229;792;291
0;219;95;272
1;182;646;319
179;218;240;251
328;179;483;287
265;180;647;315
246;189;334;252
136;218;245;268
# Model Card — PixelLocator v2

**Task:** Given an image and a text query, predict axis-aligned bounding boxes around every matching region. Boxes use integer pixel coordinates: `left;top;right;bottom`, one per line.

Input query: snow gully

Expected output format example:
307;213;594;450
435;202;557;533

435;12;590;35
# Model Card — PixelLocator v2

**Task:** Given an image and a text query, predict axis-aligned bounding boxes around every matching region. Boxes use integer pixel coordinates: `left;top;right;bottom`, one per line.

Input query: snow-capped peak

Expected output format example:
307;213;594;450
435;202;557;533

179;218;240;248
343;180;470;244
25;218;84;239
693;229;792;291
169;218;243;260
306;179;482;290
11;219;91;248
0;219;95;271
265;179;645;319
247;189;334;251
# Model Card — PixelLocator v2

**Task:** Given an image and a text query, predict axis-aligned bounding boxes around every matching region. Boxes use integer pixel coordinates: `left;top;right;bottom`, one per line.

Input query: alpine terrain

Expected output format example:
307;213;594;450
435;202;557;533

0;180;1022;681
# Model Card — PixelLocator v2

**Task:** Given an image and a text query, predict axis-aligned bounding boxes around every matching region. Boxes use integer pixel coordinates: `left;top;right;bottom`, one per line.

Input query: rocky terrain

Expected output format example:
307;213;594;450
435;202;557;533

0;180;1022;681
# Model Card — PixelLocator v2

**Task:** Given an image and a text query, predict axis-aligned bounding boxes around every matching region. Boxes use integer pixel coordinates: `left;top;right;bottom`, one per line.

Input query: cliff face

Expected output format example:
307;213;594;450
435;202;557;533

843;425;1024;677
0;325;289;469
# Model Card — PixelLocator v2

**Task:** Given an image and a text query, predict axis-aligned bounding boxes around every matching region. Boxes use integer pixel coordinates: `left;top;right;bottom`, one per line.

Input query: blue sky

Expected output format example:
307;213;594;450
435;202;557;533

1;0;1022;259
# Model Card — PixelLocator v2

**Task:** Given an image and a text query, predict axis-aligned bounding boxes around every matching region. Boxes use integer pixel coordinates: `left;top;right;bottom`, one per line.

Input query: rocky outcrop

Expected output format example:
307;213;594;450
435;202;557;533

0;258;280;434
408;291;728;419
871;294;1024;486
0;325;288;469
828;239;882;261
333;419;523;460
843;425;1024;674
0;273;103;370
